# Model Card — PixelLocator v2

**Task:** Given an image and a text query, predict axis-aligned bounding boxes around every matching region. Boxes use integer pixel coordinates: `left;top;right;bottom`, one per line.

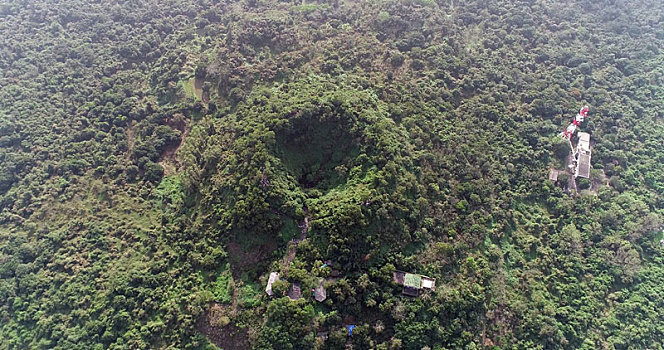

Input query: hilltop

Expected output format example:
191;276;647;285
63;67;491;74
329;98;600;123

1;0;663;349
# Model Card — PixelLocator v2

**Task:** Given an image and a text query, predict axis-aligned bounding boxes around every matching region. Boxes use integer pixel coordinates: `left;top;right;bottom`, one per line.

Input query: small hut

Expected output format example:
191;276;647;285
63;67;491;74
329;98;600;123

393;270;406;284
393;270;436;297
288;283;302;300
314;279;327;302
265;272;279;296
403;273;422;296
421;276;436;290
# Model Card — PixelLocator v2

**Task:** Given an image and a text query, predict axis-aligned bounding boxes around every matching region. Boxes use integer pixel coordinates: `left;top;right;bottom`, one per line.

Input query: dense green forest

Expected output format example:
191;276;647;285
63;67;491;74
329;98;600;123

1;0;663;348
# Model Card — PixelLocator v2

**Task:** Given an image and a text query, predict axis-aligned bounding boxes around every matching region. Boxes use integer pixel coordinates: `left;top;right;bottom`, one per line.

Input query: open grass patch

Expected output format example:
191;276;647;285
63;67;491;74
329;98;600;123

238;281;262;308
213;263;234;304
181;76;203;101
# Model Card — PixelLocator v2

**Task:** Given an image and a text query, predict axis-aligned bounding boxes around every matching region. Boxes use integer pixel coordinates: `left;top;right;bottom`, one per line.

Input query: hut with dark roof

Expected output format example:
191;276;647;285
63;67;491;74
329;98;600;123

287;283;302;300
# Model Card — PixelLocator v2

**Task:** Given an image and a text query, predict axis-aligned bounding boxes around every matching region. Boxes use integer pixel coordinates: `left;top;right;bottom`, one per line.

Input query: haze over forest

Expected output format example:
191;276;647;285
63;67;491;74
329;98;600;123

1;0;663;349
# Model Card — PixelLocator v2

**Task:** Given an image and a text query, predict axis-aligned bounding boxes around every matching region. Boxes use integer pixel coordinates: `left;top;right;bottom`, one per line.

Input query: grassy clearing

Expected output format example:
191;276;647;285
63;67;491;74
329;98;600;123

214;264;234;304
182;77;203;101
238;281;262;308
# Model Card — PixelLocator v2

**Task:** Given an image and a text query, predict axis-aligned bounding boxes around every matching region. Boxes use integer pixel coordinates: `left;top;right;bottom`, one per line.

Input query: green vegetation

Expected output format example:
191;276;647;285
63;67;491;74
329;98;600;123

213;264;234;305
1;0;663;349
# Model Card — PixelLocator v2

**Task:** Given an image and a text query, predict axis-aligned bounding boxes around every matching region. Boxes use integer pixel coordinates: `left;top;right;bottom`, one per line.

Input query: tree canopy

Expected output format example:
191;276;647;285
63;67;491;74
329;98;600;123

1;0;663;349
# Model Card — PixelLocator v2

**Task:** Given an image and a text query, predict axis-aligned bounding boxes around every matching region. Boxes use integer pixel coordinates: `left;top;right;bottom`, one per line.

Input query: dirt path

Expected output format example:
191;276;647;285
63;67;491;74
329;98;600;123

125;121;136;161
231;281;239;315
160;114;190;176
566;153;577;193
297;209;309;241
281;244;297;275
281;208;310;275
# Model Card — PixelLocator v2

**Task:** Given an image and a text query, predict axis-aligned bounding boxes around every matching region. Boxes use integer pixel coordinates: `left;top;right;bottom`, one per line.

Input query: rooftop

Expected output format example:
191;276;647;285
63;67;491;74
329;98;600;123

287;283;302;300
393;271;406;285
402;286;419;297
576;153;591;178
404;273;422;289
393;270;436;295
265;272;279;296
314;279;327;302
421;277;436;290
577;132;591;152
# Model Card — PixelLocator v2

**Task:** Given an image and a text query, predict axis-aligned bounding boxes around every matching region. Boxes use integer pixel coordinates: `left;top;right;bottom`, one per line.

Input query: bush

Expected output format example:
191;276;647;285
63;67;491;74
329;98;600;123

143;162;164;183
213;269;234;304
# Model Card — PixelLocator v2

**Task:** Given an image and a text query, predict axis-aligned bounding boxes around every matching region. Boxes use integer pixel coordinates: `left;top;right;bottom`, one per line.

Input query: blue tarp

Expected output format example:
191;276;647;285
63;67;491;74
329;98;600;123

346;325;355;336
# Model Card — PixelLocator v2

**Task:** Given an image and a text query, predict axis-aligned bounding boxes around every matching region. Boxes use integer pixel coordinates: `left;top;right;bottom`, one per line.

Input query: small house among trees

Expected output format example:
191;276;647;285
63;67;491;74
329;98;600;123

288;283;302;300
314;279;327;302
393;271;436;297
265;272;279;296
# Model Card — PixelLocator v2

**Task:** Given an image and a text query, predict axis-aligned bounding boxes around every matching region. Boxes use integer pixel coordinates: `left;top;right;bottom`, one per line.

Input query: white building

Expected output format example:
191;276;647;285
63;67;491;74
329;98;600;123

575;132;592;179
265;272;279;296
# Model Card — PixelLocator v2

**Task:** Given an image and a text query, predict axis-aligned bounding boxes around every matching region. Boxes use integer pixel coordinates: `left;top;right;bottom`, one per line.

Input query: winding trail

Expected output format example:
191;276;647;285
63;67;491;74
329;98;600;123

281;207;309;275
566;153;577;193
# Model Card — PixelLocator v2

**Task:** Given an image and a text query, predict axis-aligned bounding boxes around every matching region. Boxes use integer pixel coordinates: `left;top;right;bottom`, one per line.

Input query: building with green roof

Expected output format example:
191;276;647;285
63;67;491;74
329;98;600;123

393;270;436;297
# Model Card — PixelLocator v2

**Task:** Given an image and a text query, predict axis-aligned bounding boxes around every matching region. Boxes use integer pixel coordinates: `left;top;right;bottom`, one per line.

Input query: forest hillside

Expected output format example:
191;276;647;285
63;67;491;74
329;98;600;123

1;0;663;349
